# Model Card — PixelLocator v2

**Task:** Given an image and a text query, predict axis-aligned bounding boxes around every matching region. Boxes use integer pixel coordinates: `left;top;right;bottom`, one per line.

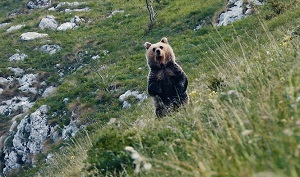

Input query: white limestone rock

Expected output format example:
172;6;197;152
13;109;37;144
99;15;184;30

40;44;61;54
20;32;48;41
217;0;264;26
9;53;28;61
17;73;38;94
6;24;25;32
70;15;85;24
57;22;77;31
61;121;79;140
0;96;34;116
42;86;57;98
8;67;25;76
27;0;52;9
0;23;10;29
39;15;58;30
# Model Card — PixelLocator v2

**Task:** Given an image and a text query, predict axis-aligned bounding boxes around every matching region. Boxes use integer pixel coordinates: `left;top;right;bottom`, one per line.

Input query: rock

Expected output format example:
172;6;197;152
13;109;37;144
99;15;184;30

63;98;69;103
40;44;61;54
119;90;147;108
0;96;34;116
6;24;25;32
62;121;79;140
64;7;90;13
107;10;125;18
49;125;60;142
46;153;55;163
2;105;50;174
0;76;14;86
216;0;264;26
91;55;100;60
39;15;58;30
217;0;245;26
42;86;57;98
17;73;38;94
194;19;207;31
9;53;28;61
55;2;85;9
2;151;21;174
70;15;85;24
8;67;25;76
0;23;10;29
13;105;49;153
20;32;48;41
57;22;77;31
107;118;117;125
27;0;52;9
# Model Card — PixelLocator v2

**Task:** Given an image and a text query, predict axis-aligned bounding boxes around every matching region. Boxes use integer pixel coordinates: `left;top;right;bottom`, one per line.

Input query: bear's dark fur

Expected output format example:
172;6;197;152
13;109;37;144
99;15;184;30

144;37;188;117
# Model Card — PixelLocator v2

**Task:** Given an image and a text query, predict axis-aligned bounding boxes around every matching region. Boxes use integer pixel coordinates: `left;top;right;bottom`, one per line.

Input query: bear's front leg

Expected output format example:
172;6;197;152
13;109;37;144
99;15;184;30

175;73;188;95
148;79;162;96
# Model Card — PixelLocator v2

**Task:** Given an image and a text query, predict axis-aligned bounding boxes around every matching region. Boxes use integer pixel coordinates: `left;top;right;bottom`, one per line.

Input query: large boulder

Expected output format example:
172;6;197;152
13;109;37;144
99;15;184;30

39;15;58;30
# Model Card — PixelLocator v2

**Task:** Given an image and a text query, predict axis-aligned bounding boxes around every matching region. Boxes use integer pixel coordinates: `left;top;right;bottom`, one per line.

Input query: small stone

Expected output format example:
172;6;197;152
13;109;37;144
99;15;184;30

40;44;61;54
6;24;25;32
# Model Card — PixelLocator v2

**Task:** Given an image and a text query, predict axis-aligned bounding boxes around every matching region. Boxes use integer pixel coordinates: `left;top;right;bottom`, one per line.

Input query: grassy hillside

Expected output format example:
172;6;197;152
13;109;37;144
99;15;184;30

1;0;300;176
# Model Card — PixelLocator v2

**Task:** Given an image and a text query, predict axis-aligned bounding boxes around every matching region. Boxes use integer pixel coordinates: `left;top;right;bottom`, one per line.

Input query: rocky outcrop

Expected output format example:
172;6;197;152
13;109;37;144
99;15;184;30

2;105;49;174
8;67;25;76
20;32;48;41
0;96;34;116
216;0;264;26
27;0;52;9
39;15;58;30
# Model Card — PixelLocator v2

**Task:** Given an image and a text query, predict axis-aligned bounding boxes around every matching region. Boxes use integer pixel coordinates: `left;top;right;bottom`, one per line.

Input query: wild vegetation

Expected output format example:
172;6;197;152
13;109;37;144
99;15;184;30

0;0;300;176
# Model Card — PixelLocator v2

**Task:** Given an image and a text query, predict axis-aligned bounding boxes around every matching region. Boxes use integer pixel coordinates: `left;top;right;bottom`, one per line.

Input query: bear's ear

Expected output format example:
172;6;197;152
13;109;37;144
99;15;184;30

161;37;168;44
144;42;152;49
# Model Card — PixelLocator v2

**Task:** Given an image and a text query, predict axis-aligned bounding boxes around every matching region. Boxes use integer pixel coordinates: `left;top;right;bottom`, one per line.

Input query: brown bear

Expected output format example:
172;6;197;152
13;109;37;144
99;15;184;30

144;37;188;117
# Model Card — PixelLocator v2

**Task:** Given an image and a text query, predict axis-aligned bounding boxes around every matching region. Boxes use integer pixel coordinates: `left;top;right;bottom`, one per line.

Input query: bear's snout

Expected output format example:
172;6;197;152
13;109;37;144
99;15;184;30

156;49;161;55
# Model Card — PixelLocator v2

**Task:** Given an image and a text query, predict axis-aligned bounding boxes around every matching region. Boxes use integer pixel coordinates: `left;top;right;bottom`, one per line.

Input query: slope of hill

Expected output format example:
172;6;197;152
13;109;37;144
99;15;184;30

0;0;299;176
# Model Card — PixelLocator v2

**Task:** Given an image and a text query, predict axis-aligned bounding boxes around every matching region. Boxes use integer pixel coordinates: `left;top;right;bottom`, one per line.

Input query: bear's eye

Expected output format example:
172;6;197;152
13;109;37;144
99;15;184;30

159;46;163;49
152;48;156;52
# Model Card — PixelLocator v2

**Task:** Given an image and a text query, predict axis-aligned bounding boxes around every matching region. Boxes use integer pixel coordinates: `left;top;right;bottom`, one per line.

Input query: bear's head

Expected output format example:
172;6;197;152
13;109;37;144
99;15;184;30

144;37;175;68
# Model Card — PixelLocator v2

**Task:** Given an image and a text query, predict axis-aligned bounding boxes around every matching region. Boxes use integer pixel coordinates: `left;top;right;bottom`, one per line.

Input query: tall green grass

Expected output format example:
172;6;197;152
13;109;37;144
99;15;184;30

135;22;300;177
34;21;300;177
